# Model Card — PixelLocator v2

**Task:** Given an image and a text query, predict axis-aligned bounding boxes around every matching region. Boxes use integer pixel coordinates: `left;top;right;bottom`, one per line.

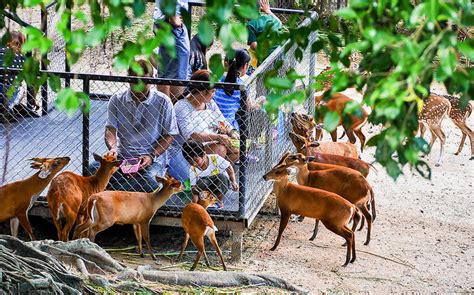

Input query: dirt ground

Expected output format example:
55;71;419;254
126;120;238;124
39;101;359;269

233;87;474;293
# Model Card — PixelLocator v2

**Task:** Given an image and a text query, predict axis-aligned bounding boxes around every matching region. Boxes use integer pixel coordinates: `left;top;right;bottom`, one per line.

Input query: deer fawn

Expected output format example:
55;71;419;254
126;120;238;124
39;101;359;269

419;94;452;166
442;95;473;160
289;132;359;159
284;153;374;245
74;175;184;259
177;191;227;271
263;153;358;266
47;153;121;241
0;157;70;240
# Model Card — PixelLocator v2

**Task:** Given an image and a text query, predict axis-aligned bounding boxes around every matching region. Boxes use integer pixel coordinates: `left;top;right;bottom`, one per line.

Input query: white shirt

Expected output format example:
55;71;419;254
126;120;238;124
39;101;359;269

189;154;230;185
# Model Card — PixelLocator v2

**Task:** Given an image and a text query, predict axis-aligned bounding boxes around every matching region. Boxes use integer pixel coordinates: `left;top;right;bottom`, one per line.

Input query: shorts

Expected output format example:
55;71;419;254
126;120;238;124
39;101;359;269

195;174;230;197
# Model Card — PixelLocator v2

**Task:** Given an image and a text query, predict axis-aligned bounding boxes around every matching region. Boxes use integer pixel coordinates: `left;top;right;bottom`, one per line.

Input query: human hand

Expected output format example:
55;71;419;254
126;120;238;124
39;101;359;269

231;181;239;191
168;15;183;28
218;134;231;146
259;0;271;13
139;155;153;169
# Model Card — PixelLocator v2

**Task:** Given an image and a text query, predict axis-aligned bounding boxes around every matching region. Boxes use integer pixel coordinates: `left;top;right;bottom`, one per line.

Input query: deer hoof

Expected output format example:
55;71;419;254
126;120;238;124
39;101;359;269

469;156;474;160
454;152;459;155
435;163;441;167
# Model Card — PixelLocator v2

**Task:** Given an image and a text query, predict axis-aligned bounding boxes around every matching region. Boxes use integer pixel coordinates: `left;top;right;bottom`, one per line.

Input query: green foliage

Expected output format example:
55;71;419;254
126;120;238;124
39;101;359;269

2;0;473;179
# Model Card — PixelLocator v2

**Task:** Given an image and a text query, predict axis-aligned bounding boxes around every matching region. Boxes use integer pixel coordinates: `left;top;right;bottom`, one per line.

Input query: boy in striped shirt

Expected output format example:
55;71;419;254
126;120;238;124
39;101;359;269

182;141;238;208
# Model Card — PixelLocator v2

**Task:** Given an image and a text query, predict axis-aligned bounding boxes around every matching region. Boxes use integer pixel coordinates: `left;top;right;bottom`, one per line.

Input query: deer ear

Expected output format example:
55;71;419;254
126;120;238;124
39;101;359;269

30;162;43;169
309;142;320;148
93;153;102;162
155;175;166;183
29;157;49;163
277;151;291;166
113;160;123;167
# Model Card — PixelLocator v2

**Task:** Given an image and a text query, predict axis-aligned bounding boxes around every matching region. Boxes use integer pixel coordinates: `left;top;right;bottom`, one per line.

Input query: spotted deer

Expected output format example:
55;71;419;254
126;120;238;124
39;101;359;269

419;94;451;166
442;95;473;160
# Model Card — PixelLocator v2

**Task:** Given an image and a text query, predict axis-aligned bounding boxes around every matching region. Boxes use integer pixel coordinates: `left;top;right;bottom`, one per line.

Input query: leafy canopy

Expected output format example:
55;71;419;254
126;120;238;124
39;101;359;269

1;0;473;179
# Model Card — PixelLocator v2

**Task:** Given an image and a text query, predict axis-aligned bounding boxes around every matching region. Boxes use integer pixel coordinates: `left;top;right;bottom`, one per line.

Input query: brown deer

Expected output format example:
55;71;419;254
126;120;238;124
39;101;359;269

314;93;368;152
177;191;227;271
289;132;360;158
75;175;184;260
442;95;473;160
305;153;375;178
419;94;451;166
284;153;374;245
0;157;70;240
263;153;358;266
47;153;122;241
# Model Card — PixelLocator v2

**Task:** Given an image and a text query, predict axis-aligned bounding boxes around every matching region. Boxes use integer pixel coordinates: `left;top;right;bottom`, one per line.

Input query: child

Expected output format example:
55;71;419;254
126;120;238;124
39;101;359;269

182;141;238;208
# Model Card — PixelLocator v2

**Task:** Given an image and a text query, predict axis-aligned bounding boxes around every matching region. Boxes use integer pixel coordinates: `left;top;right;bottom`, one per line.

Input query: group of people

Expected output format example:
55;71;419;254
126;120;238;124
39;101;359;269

95;0;284;206
1;0;284;207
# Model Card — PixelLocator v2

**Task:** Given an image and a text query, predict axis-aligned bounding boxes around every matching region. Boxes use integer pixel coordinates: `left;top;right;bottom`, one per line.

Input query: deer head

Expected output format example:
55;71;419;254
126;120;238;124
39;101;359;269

29;156;71;179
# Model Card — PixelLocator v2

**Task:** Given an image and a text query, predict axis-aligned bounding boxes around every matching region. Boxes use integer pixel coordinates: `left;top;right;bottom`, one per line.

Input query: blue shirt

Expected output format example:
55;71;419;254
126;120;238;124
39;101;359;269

106;88;178;162
213;77;243;130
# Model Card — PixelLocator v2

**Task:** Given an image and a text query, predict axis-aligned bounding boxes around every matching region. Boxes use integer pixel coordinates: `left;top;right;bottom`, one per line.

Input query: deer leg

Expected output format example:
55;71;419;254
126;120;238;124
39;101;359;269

73;219;92;240
17;213;35;241
10;218;19;237
309;219;320;241
419;122;426;138
427;125;438;153
453;120;473;158
354;128;366;152
177;233;190;262
190;237;205;271
133;224;143;257
431;125;446;166
346;129;357;144
209;231;227;271
60;219;76;242
324;222;355;266
140;222;156;260
358;215;365;231
330;129;338;142
359;204;373;245
202;248;210;267
270;211;290;251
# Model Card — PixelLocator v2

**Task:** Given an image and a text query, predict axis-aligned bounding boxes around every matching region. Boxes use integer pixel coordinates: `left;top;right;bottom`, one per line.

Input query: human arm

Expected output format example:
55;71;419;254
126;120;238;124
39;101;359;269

105;126;118;156
259;0;282;26
105;95;119;156
226;165;238;191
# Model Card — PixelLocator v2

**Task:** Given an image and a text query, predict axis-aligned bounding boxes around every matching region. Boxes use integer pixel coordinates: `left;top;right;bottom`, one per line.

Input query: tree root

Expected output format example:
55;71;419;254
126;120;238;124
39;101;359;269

140;270;308;293
0;235;305;293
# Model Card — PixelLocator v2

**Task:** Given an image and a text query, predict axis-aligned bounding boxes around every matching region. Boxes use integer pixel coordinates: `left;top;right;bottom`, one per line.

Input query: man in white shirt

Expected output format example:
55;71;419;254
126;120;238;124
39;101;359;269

182;141;238;207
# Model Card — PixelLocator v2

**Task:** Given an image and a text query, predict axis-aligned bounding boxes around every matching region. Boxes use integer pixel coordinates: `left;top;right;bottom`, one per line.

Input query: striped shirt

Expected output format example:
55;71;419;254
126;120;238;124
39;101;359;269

213;77;243;130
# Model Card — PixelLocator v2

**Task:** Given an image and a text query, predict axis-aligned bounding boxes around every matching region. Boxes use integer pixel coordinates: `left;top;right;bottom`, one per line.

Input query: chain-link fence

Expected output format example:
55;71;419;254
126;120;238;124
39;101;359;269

1;6;318;223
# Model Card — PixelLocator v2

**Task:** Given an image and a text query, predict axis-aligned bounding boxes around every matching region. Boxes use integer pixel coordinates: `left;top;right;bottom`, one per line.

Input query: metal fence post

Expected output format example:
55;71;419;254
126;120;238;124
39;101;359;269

82;78;90;176
307;32;317;114
40;7;48;116
237;87;248;218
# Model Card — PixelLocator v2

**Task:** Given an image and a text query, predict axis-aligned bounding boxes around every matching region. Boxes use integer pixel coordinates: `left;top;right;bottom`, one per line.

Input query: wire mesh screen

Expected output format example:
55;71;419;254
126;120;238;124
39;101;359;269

241;14;318;219
1;8;317;222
